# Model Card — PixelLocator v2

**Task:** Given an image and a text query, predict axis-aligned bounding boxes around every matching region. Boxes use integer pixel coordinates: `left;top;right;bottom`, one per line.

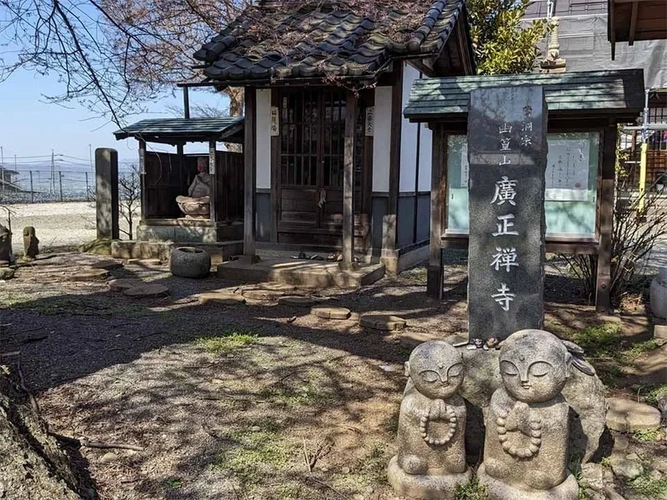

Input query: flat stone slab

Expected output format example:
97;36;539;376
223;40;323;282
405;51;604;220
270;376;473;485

311;306;351;320
242;289;285;301
90;260;124;271
123;284;170;298
260;282;297;293
278;296;320;307
606;397;662;432
360;314;407;331
68;269;110;281
198;292;246;305
0;260;10;267
108;278;145;292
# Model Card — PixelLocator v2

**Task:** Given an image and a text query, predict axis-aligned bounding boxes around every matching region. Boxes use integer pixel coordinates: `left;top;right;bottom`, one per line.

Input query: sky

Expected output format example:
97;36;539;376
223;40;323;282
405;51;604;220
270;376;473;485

0;68;228;170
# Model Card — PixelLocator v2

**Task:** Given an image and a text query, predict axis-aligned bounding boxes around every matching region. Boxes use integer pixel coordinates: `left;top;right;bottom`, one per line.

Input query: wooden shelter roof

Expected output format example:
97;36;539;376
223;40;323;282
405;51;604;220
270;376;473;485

608;0;667;59
192;0;473;85
403;70;646;123
113;117;244;145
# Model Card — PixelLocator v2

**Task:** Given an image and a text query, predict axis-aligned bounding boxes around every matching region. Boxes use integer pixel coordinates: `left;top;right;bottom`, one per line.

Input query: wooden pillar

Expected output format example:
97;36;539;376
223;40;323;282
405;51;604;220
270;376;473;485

183;87;190;119
596;124;616;312
209;140;218;225
381;64;404;268
342;91;358;268
243;87;258;260
427;126;446;299
138;139;147;222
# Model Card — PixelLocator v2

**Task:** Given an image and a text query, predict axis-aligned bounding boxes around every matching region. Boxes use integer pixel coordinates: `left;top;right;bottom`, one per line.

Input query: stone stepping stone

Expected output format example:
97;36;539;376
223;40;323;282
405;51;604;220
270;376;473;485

0;260;9;267
198;292;246;305
123;284;170;298
108;278;144;292
91;260;124;271
260;282;297;293
606;397;662;432
68;269;110;281
242;289;285;301
311;306;351;320
278;296;320;307
360;314;407;332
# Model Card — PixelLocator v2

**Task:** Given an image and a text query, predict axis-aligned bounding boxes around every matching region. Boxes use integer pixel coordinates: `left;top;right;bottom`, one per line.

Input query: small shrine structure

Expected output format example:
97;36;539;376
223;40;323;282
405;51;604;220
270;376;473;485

114;117;245;243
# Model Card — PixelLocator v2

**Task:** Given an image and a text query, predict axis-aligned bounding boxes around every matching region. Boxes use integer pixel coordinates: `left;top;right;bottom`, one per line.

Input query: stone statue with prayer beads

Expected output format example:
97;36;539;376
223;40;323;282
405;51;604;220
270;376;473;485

477;329;579;499
388;341;472;499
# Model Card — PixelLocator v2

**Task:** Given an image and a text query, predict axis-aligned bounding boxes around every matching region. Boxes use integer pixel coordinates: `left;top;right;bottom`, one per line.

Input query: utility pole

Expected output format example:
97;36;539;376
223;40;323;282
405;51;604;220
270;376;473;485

1;146;4;192
89;144;93;173
51;149;56;194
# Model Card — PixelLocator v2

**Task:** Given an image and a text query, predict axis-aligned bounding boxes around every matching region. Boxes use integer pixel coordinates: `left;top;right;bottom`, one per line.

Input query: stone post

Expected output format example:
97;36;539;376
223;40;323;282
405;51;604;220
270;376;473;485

95;148;119;240
467;86;548;341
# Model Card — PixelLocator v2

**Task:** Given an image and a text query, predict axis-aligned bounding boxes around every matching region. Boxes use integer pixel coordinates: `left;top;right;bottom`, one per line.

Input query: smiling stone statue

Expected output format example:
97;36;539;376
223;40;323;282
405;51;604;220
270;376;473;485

478;329;579;499
388;341;472;499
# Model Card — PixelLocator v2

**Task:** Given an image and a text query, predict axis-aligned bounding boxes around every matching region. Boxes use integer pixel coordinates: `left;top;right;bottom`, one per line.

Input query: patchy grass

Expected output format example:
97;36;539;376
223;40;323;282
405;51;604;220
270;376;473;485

262;382;334;408
574;324;622;357
211;422;297;488
631;428;661;442
629;471;667;498
332;441;390;491
195;331;258;354
623;340;660;362
456;476;489;500
163;477;182;490
645;385;667;406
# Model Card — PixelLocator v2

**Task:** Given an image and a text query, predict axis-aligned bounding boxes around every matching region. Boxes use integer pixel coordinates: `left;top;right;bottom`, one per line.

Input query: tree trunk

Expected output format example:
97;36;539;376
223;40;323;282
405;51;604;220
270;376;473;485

0;366;94;499
224;87;245;153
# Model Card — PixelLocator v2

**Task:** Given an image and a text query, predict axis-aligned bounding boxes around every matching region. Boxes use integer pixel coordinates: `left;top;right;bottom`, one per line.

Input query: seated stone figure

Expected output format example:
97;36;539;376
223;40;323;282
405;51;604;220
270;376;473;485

478;329;579;500
176;157;211;218
23;226;39;260
388;341;471;499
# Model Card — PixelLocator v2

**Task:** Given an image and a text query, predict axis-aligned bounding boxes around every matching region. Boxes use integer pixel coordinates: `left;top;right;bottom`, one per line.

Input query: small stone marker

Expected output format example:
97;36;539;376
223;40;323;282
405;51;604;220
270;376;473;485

108;278;144;292
198;292;246;305
606;397;662;432
360;314;407;332
312;306;351;320
123;284;170;298
69;269;110;281
278;296;319;307
90;260;124;271
467;85;547;340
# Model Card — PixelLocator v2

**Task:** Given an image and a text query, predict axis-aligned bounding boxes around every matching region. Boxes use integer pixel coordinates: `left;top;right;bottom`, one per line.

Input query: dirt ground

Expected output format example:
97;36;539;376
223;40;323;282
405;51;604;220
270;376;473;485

0;252;665;500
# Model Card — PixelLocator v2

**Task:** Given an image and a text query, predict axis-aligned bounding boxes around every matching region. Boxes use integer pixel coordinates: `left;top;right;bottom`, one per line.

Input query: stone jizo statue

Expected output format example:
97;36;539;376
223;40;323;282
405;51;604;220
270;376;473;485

176;157;211;218
388;341;472;499
23;226;39;260
478;329;579;499
0;224;13;264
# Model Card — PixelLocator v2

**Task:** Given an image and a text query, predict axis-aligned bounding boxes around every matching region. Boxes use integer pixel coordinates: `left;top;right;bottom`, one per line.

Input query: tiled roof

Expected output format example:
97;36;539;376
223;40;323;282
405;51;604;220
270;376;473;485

404;70;645;121
194;0;466;83
114;117;244;144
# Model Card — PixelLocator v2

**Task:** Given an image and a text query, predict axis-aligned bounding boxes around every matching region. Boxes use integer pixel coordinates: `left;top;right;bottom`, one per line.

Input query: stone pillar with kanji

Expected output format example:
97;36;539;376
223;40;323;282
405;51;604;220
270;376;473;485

467;86;548;341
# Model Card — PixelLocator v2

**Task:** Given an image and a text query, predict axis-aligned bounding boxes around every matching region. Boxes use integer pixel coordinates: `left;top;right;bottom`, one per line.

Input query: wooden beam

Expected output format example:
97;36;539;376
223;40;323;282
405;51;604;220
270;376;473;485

342;90;358;268
209;140;218;227
595;124;616;312
427;126;446;299
244;87;258;258
629;0;639;45
382;64;404;260
183;87;190;119
138;139;147;221
270;89;280;243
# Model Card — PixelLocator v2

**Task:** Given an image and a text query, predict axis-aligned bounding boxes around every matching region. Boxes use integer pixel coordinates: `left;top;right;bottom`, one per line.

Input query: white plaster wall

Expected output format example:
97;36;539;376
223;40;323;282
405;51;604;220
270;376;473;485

372;86;392;193
399;63;421;193
418;124;433;192
256;89;272;190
